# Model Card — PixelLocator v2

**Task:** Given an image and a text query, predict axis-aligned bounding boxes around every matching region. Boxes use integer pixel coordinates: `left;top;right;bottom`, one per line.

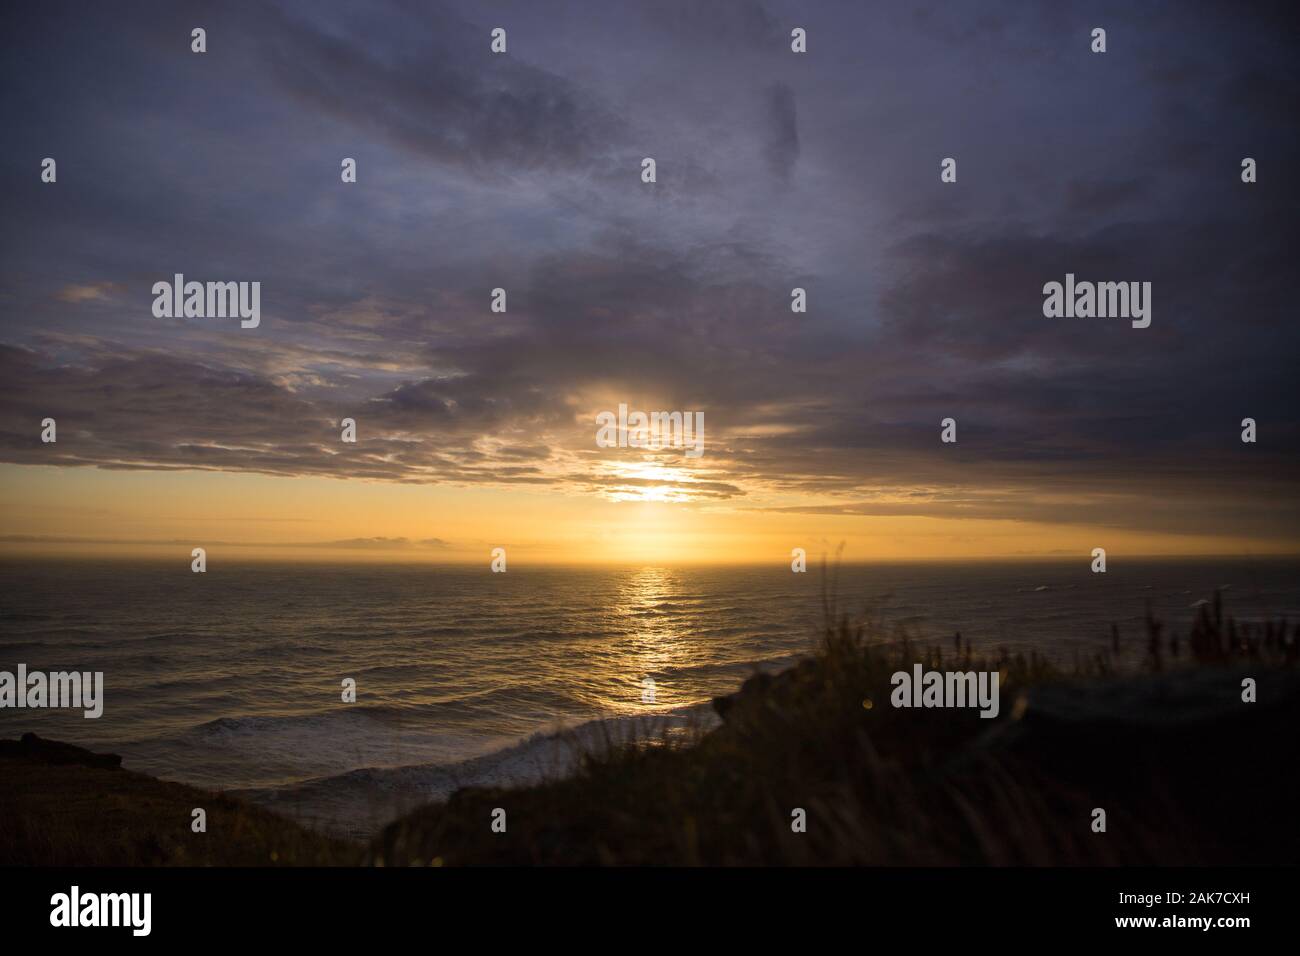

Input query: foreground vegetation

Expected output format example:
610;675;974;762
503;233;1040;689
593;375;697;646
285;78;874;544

371;592;1299;865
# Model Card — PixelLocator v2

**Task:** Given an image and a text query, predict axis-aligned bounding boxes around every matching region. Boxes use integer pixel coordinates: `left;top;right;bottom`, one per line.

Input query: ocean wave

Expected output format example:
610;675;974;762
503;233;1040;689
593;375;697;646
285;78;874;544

233;702;719;839
185;705;415;739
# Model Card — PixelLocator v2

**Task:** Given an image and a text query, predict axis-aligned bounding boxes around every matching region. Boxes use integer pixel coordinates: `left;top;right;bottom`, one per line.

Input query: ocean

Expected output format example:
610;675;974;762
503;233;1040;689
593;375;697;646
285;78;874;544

2;557;1296;836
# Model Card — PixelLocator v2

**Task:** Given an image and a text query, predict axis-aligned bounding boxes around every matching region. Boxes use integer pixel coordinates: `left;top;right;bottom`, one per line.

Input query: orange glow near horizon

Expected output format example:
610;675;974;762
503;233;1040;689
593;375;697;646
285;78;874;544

0;463;1291;565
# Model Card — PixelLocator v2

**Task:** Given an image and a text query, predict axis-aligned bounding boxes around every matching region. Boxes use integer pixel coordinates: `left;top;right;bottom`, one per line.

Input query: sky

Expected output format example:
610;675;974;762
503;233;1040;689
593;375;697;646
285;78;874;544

1;0;1298;564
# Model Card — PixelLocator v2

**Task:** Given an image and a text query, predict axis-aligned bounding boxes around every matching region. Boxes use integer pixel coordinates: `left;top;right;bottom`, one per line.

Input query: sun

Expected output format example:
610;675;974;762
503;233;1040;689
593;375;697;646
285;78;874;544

602;458;703;503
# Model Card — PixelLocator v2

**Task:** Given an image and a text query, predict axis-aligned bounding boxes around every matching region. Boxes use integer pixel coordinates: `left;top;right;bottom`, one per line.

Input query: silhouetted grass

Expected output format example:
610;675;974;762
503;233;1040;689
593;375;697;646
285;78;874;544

370;590;1298;866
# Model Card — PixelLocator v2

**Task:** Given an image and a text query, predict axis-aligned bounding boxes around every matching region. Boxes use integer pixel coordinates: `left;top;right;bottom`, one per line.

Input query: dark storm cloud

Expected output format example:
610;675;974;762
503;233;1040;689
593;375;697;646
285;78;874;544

762;83;800;181
635;0;781;50
254;1;629;179
1;0;1298;539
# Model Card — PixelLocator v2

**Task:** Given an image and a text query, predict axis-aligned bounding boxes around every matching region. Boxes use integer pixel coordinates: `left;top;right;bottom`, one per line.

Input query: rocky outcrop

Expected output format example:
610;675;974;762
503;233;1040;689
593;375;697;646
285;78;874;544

0;732;122;769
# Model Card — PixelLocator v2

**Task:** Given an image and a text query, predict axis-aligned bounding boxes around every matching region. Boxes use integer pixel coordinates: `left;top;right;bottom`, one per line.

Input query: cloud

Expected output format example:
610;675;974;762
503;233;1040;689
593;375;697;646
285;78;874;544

316;536;448;550
255;0;629;181
0;533;455;551
0;0;1297;544
55;282;122;304
761;83;799;182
